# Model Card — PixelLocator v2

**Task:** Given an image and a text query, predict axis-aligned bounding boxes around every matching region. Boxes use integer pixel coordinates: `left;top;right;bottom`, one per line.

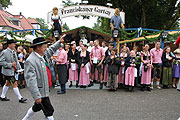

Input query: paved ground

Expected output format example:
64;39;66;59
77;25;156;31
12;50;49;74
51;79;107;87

0;85;180;120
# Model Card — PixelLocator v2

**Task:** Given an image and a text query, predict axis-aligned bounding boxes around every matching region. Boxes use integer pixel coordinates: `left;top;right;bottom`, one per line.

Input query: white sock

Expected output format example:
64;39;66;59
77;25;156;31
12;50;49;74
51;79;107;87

156;81;160;86
13;87;23;100
22;107;35;120
151;82;153;86
46;116;54;120
1;86;9;98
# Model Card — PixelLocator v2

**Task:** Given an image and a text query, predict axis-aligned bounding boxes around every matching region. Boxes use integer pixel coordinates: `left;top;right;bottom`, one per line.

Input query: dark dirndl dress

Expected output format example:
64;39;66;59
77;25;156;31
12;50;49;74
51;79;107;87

51;15;62;40
52;22;62;36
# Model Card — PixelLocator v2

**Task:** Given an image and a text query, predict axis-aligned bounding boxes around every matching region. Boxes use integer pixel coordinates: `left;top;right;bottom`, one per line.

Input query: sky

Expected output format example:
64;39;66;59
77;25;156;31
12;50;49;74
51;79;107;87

6;0;97;29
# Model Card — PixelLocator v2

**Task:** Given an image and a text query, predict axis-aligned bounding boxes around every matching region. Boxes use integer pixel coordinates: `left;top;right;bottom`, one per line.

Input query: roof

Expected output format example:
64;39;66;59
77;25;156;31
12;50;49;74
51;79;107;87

59;26;111;43
0;10;23;30
13;15;34;30
27;18;40;25
63;26;111;36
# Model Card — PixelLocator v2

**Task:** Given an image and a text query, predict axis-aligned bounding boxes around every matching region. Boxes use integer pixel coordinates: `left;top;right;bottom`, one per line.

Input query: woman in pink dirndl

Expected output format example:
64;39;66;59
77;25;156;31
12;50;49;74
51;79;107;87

118;45;128;87
78;44;90;88
68;41;79;88
125;50;136;92
140;44;152;91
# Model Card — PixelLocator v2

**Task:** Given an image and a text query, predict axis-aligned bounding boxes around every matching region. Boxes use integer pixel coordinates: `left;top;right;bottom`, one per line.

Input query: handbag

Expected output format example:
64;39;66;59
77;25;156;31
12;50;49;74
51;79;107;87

144;64;148;72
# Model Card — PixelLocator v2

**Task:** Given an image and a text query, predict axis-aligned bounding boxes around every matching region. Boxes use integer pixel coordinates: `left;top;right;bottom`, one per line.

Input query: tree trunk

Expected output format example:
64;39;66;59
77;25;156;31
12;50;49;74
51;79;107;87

140;0;146;27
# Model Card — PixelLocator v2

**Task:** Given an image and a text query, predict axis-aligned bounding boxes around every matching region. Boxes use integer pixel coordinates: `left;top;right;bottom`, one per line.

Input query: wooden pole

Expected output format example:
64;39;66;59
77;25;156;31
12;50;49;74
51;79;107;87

117;38;120;53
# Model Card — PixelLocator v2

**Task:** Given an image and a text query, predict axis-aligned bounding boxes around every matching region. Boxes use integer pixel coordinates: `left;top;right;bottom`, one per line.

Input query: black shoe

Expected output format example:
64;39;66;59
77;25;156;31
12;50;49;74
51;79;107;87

57;91;65;94
99;83;103;89
88;82;94;87
140;87;144;91
22;85;25;88
19;98;27;103
129;86;134;92
104;82;107;87
19;85;23;89
0;97;10;101
147;86;151;91
76;83;79;88
80;86;83;88
69;84;72;88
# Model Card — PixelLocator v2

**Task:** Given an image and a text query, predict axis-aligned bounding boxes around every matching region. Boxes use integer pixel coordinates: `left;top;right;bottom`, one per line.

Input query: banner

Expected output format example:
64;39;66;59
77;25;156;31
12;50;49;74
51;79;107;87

47;5;125;24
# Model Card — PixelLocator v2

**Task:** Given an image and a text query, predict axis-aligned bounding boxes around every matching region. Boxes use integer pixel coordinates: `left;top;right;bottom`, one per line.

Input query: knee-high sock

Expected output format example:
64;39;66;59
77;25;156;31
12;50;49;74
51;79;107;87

13;87;22;100
1;85;9;98
156;81;160;86
22;107;35;120
46;116;54;120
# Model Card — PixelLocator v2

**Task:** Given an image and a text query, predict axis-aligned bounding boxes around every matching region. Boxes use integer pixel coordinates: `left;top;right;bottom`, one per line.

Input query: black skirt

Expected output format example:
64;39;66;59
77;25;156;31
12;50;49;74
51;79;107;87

52;22;62;37
57;64;67;84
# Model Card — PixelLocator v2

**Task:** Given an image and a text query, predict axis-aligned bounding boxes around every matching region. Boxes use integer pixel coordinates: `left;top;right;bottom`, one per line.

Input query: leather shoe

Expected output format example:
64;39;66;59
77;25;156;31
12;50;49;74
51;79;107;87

0;97;10;101
99;83;103;89
19;98;27;103
57;91;65;94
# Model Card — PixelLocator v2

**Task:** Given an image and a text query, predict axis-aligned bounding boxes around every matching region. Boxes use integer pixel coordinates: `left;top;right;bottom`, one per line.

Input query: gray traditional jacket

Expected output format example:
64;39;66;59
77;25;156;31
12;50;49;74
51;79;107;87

0;48;21;76
24;41;61;100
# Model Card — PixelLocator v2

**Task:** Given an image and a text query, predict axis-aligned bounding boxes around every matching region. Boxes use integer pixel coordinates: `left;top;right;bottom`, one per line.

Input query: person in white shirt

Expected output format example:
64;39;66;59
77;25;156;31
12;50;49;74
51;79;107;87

87;41;94;53
102;41;108;53
76;40;83;52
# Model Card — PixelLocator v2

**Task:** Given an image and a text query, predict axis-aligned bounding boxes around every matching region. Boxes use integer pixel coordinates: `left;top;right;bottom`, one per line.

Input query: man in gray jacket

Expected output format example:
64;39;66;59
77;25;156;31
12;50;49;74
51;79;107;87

0;39;27;103
0;43;5;87
22;36;64;120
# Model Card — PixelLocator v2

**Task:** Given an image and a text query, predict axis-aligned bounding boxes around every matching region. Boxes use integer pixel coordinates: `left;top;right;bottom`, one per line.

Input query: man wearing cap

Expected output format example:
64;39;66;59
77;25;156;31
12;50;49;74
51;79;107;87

0;39;27;103
22;36;64;120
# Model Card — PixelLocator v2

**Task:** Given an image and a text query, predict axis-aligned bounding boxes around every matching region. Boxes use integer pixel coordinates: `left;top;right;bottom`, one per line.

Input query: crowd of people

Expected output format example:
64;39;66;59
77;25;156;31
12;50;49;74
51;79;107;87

47;39;180;93
1;39;180;95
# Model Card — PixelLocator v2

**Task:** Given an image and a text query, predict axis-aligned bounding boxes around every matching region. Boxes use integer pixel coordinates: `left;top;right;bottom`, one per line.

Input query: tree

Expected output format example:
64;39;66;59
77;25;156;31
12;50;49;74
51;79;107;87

63;22;70;31
62;0;78;7
0;0;12;8
62;0;180;31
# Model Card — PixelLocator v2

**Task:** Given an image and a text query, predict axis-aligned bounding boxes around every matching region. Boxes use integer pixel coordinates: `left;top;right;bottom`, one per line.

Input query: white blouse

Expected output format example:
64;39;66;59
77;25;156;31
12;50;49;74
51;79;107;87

51;14;63;25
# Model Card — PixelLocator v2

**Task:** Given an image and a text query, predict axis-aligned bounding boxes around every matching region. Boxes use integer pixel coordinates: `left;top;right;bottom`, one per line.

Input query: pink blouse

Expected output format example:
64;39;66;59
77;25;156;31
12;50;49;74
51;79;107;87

56;49;67;65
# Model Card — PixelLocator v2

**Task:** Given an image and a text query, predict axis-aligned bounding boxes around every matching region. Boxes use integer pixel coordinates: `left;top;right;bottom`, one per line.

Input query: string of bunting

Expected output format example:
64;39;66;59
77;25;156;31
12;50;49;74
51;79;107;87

119;29;180;43
0;29;53;45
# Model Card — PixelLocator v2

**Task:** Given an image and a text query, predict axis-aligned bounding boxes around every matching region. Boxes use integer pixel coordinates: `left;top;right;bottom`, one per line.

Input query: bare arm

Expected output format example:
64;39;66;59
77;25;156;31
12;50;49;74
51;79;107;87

121;24;125;29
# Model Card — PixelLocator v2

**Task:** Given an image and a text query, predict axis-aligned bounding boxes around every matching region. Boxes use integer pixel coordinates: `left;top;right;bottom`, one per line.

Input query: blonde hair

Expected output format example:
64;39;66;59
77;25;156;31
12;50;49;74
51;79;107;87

18;46;23;52
53;7;58;11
